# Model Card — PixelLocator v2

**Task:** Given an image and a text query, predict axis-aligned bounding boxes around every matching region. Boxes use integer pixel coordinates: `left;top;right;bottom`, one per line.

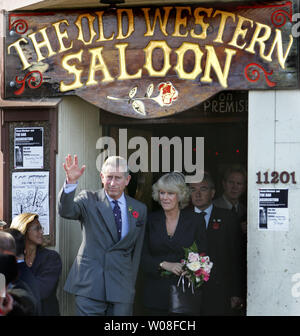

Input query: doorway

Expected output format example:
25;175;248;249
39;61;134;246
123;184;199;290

100;90;248;315
101;90;248;210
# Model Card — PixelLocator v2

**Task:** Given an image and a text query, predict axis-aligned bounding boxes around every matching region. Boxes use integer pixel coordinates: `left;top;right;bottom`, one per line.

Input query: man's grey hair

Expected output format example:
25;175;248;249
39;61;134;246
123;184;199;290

0;231;16;255
189;171;215;190
101;156;129;177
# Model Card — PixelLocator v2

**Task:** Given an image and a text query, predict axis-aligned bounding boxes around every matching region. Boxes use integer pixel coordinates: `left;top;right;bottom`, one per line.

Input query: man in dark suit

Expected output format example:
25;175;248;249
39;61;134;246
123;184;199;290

58;155;147;316
189;173;244;315
213;165;247;311
213;165;247;228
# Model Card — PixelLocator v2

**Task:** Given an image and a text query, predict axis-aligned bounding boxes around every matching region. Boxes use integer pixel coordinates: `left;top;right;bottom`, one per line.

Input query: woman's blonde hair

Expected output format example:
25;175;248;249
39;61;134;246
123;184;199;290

10;213;39;235
152;172;190;209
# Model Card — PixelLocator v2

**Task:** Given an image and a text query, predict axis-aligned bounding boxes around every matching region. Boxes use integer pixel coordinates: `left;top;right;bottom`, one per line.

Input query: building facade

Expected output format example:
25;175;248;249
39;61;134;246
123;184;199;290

1;0;300;315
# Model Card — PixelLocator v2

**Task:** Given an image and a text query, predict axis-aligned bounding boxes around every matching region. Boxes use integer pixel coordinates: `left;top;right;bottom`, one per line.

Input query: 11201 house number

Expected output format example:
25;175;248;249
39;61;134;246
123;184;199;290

256;171;297;184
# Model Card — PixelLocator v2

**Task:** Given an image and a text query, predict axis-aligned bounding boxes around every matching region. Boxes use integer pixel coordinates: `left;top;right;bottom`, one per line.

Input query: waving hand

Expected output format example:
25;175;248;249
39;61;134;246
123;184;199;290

63;154;86;184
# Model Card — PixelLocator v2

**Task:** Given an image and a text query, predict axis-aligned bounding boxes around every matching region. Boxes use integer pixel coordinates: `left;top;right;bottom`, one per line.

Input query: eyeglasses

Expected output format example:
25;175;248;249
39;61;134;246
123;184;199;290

28;225;44;233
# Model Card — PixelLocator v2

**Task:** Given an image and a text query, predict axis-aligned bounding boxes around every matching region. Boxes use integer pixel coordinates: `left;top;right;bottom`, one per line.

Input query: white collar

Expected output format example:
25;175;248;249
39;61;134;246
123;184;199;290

105;191;126;206
194;203;213;215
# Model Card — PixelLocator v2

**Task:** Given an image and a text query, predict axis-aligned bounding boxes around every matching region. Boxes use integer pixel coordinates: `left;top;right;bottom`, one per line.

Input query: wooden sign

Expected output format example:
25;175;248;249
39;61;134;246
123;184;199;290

4;1;298;119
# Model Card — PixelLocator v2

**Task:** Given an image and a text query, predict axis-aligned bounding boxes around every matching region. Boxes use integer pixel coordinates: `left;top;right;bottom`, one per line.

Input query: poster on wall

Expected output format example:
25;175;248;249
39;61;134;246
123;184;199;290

258;189;289;231
12;171;49;234
14;127;44;169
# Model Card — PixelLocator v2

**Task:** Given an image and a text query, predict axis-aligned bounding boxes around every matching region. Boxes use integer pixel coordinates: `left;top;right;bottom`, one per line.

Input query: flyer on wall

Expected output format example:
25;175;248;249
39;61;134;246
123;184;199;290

258;189;289;231
14;127;44;169
11;171;49;235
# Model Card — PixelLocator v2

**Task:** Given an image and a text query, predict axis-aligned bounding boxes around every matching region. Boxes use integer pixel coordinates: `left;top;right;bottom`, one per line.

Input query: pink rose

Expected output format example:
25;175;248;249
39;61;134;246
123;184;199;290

203;271;210;281
188;252;200;263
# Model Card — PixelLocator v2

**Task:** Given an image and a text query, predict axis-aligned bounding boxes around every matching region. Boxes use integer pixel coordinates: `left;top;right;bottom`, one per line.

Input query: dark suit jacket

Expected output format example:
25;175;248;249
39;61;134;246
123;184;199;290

141;208;207;311
58;187;147;304
202;205;243;316
29;247;62;316
213;195;247;222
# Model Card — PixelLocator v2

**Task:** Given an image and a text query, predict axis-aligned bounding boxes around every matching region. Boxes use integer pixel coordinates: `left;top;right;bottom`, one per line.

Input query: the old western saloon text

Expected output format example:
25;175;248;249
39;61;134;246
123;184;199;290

7;6;294;92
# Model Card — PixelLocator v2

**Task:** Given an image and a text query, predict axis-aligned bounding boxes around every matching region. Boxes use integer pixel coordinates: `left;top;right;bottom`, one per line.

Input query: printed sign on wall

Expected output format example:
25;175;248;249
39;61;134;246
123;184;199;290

14;127;44;169
259;189;289;231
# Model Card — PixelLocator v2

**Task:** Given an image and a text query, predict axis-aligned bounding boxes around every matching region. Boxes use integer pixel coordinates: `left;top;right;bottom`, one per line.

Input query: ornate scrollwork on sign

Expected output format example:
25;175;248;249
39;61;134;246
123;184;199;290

271;1;293;27
244;63;276;88
14;71;43;95
9;17;28;34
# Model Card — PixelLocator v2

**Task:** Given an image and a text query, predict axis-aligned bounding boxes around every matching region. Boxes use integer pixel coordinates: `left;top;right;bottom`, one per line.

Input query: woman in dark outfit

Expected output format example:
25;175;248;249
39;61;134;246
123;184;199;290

10;213;62;316
141;172;207;316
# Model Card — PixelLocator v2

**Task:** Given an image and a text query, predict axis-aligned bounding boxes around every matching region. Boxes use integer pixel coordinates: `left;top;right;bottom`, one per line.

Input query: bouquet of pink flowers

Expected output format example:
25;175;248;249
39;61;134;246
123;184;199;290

181;242;213;288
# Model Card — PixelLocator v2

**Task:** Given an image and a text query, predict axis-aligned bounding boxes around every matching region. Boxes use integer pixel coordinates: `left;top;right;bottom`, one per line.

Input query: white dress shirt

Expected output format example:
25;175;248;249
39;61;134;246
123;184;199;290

194;204;213;229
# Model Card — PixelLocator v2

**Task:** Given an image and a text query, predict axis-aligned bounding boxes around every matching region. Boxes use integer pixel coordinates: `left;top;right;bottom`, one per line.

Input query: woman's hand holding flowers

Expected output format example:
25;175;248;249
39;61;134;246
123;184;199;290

161;262;183;276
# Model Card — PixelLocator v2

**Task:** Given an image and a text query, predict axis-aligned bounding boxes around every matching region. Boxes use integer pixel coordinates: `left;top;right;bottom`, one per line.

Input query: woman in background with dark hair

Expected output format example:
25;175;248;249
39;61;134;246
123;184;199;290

10;213;62;316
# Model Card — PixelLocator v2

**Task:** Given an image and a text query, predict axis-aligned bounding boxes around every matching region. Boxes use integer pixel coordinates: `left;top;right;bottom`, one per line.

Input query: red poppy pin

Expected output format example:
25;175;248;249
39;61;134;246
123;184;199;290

128;206;139;219
212;219;221;230
132;211;139;219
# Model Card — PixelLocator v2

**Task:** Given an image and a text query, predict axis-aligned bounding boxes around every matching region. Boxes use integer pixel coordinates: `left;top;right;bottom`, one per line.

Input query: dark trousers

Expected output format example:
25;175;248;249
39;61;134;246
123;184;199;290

75;295;133;316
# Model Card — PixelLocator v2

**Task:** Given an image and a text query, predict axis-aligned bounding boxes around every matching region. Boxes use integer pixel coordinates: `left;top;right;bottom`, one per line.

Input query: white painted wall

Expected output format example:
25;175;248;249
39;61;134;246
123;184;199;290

55;96;102;316
248;91;300;316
